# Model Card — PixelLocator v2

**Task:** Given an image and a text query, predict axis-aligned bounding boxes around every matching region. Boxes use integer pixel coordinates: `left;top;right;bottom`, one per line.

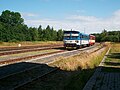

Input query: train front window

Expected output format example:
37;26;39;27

64;36;70;39
71;36;78;39
71;33;79;39
64;31;79;39
64;33;70;39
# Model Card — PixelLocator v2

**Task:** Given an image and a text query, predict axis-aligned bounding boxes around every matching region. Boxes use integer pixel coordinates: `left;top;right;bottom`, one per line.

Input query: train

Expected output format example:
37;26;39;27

63;31;95;49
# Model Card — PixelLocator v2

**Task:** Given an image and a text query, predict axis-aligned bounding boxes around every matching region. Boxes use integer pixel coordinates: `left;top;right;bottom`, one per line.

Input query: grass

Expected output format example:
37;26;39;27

50;47;108;71
48;45;108;90
63;48;108;90
109;43;120;53
63;69;95;90
0;49;59;60
17;45;109;90
104;43;120;67
0;41;63;47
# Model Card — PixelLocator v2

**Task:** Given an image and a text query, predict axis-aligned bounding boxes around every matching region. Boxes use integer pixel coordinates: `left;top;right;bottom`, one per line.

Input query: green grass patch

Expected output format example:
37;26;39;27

104;43;120;67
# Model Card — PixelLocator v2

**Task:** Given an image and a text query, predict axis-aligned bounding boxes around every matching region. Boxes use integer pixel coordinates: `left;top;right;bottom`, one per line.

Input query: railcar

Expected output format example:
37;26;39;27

89;35;95;46
63;31;90;49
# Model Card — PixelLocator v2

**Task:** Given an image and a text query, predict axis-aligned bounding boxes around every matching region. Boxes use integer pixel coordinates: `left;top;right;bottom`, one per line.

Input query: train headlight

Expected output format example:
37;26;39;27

64;41;67;43
75;40;79;43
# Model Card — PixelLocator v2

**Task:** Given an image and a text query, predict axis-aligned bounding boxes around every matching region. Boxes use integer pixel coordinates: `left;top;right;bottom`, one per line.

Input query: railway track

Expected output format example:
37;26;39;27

0;50;65;65
0;44;103;90
0;44;63;51
0;45;63;56
0;44;100;66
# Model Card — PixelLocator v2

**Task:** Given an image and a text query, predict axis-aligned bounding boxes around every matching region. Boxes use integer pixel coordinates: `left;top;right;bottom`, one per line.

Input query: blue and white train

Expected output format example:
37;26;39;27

63;31;95;49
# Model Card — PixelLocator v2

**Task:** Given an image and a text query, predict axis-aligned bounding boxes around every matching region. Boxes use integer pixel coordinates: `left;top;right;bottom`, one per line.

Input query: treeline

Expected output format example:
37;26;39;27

93;29;120;42
1;10;120;43
0;10;63;42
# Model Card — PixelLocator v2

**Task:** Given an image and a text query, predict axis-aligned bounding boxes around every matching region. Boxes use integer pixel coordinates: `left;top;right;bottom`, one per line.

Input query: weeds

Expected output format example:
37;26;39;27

49;46;108;90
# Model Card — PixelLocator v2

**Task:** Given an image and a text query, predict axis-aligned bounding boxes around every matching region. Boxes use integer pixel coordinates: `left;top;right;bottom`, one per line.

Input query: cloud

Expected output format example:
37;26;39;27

21;12;38;18
24;9;120;34
66;15;100;22
76;10;86;13
24;19;71;30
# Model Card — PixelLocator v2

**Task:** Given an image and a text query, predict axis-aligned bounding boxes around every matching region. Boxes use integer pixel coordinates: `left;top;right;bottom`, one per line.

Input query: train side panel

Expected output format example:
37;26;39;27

80;33;89;46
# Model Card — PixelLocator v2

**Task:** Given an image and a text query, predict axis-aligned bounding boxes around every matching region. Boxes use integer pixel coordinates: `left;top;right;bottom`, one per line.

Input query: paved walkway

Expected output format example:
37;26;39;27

83;48;120;90
83;67;120;90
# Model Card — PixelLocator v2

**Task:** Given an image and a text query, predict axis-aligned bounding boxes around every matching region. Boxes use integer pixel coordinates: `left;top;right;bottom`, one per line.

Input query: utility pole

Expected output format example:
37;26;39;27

84;28;85;33
118;31;120;42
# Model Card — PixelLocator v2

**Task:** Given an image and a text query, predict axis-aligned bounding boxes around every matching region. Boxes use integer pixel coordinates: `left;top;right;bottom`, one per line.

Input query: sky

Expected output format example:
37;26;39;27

0;0;120;34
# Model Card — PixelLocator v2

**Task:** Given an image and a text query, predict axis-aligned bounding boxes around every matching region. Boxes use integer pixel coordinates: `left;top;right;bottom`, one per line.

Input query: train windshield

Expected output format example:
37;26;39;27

64;34;70;39
64;36;70;39
64;31;70;39
64;31;79;39
71;33;79;39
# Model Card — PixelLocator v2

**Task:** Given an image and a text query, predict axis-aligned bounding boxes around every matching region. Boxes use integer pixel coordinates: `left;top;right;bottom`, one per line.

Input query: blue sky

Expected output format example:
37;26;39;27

1;0;120;34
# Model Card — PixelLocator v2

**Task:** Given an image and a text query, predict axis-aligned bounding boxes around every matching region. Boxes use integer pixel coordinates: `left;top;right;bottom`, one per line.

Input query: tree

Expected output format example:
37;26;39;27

0;10;66;42
50;27;57;41
101;29;108;41
0;10;24;26
38;25;43;41
29;27;38;41
43;25;51;41
0;10;26;42
57;29;63;41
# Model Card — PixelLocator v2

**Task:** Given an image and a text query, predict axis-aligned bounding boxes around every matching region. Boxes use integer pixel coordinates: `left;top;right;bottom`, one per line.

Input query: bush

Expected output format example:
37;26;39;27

0;41;3;44
8;39;19;43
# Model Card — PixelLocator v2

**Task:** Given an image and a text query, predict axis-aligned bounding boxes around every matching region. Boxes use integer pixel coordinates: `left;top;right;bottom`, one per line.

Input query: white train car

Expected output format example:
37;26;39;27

63;31;90;49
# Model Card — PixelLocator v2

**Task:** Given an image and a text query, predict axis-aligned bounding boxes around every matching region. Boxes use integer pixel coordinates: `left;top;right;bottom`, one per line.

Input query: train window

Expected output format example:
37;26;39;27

81;35;88;39
82;35;84;38
64;36;70;39
90;36;95;40
71;36;78;39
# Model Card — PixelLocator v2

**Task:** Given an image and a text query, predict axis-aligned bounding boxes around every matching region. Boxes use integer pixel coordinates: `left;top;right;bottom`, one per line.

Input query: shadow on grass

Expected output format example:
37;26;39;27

104;62;120;66
101;66;120;72
0;62;96;90
1;59;119;90
107;53;120;59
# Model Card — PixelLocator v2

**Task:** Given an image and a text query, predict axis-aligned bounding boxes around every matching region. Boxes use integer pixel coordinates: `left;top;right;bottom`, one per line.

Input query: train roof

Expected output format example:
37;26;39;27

89;34;95;37
64;30;89;36
81;33;89;36
64;31;79;33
